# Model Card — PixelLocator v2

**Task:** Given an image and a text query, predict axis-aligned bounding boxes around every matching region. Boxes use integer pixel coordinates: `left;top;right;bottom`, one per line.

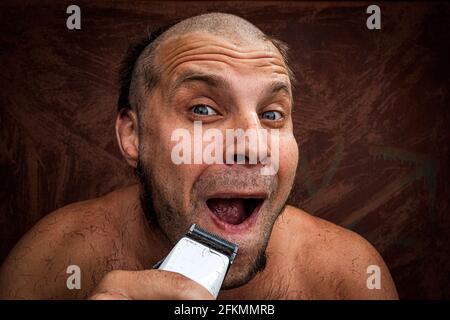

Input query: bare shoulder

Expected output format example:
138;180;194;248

0;185;141;299
273;206;398;299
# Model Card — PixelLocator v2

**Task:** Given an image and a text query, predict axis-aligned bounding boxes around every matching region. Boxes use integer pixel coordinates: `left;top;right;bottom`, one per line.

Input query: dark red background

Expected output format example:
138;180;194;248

1;1;449;299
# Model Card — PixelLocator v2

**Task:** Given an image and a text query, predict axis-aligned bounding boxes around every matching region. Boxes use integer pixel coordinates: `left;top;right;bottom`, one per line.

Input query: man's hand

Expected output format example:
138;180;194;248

89;269;215;300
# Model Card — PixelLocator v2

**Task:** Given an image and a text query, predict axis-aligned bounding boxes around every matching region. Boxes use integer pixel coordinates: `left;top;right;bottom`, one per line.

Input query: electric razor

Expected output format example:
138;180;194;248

153;224;239;298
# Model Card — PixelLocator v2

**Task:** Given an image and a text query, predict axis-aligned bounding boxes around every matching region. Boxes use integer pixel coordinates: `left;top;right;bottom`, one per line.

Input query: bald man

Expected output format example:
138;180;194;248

0;13;398;300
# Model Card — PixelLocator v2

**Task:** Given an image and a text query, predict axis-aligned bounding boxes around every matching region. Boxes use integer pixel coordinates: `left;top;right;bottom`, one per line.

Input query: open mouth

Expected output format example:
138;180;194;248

206;197;264;225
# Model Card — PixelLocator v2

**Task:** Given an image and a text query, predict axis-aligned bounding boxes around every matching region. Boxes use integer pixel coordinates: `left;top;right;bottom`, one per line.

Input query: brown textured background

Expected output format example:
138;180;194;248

0;1;449;299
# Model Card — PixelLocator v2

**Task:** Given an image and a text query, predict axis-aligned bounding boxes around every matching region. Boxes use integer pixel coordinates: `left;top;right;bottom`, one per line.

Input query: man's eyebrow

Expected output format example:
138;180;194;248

269;80;292;97
165;70;292;103
166;70;231;101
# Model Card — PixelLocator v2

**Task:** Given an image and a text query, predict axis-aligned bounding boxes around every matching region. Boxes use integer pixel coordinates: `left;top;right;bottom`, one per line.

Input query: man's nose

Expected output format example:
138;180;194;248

233;110;260;131
223;110;272;166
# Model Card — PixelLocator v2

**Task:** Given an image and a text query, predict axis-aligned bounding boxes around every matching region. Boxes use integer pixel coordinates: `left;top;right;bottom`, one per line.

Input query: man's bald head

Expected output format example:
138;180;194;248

155;12;266;47
119;12;295;114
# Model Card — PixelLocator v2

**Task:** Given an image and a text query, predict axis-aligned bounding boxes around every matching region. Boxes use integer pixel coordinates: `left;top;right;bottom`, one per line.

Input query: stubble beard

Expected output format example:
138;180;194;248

135;158;289;289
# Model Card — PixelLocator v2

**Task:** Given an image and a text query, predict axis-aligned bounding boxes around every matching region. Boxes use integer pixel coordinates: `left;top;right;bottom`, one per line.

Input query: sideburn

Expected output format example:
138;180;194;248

135;159;160;228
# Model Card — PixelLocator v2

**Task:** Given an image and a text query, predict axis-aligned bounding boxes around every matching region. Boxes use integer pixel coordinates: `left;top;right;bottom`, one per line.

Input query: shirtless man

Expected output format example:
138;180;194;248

0;13;398;300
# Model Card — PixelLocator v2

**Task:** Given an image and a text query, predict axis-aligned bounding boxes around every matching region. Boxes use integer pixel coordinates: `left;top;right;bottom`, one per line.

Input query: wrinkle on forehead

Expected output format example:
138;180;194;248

155;32;291;84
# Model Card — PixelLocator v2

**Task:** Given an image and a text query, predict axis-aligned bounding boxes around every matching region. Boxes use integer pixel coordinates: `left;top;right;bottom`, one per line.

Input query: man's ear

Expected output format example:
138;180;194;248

115;109;139;168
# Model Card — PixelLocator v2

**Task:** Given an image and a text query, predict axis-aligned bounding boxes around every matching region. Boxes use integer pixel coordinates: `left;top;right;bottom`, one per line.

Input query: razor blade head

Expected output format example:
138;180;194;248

188;224;239;264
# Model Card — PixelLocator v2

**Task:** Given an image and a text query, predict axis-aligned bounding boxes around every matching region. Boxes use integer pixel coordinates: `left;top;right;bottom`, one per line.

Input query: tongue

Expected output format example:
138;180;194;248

207;198;247;225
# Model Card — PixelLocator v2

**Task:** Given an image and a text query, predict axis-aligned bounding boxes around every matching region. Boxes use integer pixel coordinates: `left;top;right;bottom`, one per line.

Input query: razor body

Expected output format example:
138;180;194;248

154;224;238;298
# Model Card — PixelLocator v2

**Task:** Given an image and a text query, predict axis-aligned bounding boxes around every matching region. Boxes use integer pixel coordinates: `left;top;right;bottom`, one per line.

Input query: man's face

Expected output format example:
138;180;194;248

137;32;298;288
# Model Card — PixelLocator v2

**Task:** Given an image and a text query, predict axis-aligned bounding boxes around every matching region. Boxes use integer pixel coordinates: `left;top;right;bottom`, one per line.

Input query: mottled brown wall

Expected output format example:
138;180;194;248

0;1;449;299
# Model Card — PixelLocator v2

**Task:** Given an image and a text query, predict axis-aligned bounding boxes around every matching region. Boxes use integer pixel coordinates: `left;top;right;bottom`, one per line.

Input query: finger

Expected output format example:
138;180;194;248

93;269;215;300
88;290;130;300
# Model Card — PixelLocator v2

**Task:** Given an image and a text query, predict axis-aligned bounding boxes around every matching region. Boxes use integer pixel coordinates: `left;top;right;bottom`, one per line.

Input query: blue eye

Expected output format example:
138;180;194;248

191;104;218;116
261;111;282;121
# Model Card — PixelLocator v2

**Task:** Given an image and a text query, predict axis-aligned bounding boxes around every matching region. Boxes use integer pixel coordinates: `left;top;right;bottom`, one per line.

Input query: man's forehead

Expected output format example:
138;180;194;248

154;31;287;72
154;32;290;87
